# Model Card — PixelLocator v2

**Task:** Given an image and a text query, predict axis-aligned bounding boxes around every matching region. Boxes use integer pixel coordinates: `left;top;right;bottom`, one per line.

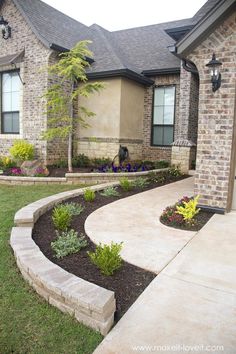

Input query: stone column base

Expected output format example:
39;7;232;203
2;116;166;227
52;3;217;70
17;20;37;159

171;140;196;173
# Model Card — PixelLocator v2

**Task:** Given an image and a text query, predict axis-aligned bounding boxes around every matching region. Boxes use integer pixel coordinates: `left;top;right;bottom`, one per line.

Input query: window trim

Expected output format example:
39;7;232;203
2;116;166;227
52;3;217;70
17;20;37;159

1;69;20;135
151;84;176;147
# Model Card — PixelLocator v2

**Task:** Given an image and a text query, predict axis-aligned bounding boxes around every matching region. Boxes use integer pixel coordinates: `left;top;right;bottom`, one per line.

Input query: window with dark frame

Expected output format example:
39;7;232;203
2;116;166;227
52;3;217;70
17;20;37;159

1;71;20;134
152;85;175;146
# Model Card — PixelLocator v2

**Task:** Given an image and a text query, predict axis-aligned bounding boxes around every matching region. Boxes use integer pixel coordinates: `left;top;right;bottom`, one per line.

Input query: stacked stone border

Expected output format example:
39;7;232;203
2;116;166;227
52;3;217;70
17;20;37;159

10;182;123;335
0;168;168;185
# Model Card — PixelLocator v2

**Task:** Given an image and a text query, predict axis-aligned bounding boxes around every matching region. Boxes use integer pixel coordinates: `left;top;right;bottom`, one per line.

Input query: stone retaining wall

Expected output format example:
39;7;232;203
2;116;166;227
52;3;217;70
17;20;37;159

11;182;121;335
0;168;168;185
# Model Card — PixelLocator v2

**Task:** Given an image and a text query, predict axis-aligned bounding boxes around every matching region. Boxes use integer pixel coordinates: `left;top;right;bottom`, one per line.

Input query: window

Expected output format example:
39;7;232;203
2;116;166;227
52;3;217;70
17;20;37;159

1;71;20;134
152;86;175;146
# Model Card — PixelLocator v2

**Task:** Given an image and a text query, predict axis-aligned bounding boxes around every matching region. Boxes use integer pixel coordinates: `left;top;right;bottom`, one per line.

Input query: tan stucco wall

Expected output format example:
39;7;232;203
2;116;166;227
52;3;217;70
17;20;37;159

77;77;144;159
120;78;144;140
78;78;121;139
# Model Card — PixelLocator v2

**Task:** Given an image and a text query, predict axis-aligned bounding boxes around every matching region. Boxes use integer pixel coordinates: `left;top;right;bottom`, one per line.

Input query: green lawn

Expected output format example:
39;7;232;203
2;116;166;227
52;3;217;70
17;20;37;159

0;184;102;354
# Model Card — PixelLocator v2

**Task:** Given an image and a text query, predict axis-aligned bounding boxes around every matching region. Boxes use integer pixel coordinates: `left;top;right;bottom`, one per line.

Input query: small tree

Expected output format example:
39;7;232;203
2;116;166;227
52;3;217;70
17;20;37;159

42;40;103;172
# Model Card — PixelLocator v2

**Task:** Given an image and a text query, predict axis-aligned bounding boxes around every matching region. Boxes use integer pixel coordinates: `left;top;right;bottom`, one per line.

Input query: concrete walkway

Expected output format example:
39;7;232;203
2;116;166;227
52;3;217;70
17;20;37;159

90;178;236;354
86;177;195;273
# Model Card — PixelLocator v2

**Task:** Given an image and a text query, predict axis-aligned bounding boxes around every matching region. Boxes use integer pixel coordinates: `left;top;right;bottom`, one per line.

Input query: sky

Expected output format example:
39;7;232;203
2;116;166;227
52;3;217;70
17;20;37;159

42;0;207;31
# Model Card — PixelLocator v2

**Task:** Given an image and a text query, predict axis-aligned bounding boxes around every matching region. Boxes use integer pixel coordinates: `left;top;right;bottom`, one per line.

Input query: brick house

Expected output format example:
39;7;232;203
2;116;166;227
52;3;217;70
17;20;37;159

0;0;235;212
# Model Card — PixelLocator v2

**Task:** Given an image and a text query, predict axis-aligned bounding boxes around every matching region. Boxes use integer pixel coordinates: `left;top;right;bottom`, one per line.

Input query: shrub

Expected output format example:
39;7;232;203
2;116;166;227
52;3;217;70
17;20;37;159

119;177;133;191
52;159;68;168
100;186;120;197
0;156;15;168
132;177;149;189
72;154;91;168
176;195;200;223
154;160;169;169
147;171;165;184
64;202;84;216
84;188;96;202
87;242;123;276
9;140;34;162
51;229;88;259
91;157;112;168
168;165;182;177
160;195;200;227
52;205;72;231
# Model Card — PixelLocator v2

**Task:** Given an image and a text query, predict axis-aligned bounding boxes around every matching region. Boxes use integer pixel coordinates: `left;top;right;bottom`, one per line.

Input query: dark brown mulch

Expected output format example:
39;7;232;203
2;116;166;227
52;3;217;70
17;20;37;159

33;175;189;321
160;210;214;231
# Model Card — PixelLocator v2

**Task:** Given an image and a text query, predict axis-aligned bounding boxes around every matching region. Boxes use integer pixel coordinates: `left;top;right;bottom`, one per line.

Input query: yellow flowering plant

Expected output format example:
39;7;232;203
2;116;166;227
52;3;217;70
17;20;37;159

176;195;200;223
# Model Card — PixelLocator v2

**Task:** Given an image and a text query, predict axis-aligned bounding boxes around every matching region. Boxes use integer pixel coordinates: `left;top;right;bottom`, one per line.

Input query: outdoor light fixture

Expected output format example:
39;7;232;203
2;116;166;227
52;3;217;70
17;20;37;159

0;15;11;40
206;53;222;92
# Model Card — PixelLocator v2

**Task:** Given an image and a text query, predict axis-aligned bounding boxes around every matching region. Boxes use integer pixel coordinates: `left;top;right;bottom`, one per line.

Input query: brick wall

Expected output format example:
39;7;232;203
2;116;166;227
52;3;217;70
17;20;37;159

187;11;236;210
0;0;51;162
142;74;180;161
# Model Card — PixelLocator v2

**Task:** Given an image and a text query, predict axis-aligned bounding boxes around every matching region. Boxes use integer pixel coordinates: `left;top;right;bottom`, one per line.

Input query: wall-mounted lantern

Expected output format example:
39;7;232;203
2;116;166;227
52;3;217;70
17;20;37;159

206;53;222;92
0;15;11;40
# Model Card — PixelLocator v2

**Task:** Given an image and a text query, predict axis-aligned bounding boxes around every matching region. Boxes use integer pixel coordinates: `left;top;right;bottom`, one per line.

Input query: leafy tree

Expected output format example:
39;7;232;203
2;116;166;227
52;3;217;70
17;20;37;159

42;40;104;172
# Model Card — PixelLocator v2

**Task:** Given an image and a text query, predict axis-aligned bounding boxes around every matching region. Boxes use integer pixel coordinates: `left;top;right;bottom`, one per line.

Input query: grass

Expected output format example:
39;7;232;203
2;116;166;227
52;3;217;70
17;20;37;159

0;184;103;354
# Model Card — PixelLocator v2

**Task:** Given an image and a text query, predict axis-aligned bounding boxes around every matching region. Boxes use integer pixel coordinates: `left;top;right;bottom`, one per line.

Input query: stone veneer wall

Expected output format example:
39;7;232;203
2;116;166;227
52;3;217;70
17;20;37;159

142;74;180;161
187;11;236;210
0;0;51;162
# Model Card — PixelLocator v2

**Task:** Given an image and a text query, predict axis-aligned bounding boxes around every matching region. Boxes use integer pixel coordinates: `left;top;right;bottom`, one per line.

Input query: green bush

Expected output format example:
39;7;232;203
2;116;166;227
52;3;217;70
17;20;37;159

64;202;84;216
52;159;68;168
91;157;112;168
168;165;182;177
51;229;88;259
9;140;34;162
87;242;123;276
133;177;149;189
119;177;133;191
52;205;72;231
84;188;96;202
72;154;91;168
147;171;166;184
154;160;169;169
100;186;120;197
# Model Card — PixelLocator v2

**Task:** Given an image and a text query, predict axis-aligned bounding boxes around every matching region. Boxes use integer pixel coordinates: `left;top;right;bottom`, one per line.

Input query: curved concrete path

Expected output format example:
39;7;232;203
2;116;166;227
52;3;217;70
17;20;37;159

86;177;195;273
90;178;236;354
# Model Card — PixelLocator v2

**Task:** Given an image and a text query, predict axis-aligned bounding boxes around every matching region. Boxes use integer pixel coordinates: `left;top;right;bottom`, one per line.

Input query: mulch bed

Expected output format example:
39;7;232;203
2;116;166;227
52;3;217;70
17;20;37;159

48;167;93;177
33;175;189;321
160;210;213;231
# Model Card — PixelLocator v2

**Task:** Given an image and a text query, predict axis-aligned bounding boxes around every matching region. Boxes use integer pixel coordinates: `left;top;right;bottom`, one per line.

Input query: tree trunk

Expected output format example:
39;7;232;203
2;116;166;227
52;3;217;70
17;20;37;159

68;83;74;173
68;132;73;172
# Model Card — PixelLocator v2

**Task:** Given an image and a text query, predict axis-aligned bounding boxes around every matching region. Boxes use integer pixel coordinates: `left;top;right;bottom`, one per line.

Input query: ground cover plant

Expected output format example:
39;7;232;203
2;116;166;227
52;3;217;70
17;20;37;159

0;184;102;354
160;195;213;231
33;169;188;319
52;229;88;259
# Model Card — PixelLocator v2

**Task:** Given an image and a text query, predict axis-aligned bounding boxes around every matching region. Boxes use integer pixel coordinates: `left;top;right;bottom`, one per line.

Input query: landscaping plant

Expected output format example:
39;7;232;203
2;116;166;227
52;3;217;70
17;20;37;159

160;196;201;227
9;140;34;162
100;186;120;197
64;202;84;216
42;40;104;172
119;177;133;191
176;195;200;223
84;188;96;202
132;177;149;189
52;204;72;231
87;242;123;276
72;154;91;168
168;165;182;177
51;229;88;259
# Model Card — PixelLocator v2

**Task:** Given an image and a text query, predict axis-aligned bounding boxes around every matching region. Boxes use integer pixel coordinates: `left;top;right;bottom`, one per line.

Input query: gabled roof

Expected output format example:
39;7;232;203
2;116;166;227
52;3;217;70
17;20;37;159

176;0;236;56
0;0;224;84
10;0;93;49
